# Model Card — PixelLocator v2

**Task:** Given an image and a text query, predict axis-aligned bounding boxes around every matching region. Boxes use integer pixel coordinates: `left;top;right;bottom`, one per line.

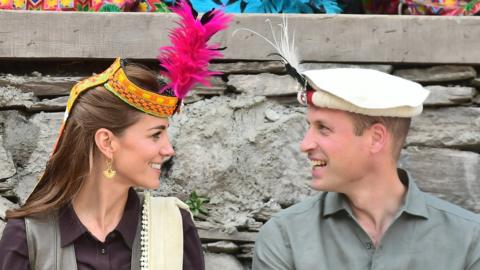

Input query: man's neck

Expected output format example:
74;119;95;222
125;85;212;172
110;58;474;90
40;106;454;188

344;169;406;246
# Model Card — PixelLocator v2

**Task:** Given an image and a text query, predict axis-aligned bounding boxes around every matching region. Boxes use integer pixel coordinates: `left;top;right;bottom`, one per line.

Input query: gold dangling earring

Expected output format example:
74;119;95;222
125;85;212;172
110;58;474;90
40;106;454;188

103;158;116;179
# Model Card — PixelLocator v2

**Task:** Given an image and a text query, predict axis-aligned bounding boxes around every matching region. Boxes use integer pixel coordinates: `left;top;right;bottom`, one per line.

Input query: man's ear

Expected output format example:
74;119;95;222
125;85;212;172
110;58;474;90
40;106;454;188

369;123;388;154
94;128;117;159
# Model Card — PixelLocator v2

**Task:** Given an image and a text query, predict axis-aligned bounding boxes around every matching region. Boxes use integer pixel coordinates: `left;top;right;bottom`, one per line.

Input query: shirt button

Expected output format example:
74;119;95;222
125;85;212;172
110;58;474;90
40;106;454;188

100;248;107;255
366;242;374;249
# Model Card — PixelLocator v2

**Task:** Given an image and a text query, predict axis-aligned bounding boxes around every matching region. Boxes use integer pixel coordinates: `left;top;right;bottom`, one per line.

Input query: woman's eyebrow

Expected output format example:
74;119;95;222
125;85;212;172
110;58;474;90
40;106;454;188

148;125;167;131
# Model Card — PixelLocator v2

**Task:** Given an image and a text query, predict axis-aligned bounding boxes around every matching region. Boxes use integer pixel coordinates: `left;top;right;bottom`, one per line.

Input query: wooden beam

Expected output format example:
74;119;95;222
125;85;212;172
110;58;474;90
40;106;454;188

1;11;480;63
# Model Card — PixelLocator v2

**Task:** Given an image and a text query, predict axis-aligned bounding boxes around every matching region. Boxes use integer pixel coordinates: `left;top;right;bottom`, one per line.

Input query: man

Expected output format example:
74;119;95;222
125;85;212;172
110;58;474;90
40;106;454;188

252;68;480;270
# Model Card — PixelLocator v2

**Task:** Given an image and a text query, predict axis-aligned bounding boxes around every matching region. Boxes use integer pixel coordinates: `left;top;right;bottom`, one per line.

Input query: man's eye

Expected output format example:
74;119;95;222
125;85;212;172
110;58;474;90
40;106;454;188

316;125;331;134
317;125;329;130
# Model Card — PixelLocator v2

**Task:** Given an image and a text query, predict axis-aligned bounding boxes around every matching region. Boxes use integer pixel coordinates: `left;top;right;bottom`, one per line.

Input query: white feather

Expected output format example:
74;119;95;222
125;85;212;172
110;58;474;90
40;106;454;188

233;16;301;71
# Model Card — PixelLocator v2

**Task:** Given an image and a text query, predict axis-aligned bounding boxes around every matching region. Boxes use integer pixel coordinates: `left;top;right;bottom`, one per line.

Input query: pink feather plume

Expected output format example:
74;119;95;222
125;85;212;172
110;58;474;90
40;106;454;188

158;0;232;99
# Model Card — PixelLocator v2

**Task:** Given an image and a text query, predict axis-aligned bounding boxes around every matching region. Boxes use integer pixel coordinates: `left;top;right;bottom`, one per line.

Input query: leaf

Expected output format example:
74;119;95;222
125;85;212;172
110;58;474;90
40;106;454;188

154;1;170;12
98;3;122;11
465;0;480;12
186;191;210;217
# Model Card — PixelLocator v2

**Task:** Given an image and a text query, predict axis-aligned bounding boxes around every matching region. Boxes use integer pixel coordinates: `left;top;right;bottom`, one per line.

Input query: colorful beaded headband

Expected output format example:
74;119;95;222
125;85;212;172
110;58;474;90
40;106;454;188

68;58;180;120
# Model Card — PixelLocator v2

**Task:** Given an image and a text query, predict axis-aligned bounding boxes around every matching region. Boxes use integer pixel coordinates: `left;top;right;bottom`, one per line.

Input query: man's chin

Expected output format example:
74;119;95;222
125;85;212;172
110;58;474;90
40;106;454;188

309;176;342;193
309;177;328;191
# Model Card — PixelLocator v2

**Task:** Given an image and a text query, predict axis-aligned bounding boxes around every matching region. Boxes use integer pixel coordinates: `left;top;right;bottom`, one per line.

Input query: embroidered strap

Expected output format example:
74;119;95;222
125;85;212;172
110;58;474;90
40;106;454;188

140;192;192;270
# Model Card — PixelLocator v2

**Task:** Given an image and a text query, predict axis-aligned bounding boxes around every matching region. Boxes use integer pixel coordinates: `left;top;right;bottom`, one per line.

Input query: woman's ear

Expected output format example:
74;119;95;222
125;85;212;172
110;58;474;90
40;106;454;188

369;123;388;154
94;128;116;159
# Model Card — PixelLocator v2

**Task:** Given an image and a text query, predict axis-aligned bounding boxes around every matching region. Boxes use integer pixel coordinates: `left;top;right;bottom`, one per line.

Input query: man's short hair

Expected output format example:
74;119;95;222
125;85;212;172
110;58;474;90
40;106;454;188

348;113;411;160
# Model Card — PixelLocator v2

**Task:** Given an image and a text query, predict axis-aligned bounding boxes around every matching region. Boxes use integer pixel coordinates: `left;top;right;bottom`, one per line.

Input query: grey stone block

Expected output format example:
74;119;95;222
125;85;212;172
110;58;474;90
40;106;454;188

205;253;244;270
0;220;5;235
424;85;475;106
300;63;393;74
0;196;15;220
252;201;282;222
0;135;15;180
238;243;255;259
407;107;480;151
399;147;480;213
227;74;299;96
394;65;476;83
0;86;35;109
29;96;68;112
471;77;480;88
210;61;285;74
0;182;13;193
205;241;240;254
4;112;63;203
473;90;480;105
198;229;257;244
0;74;80;97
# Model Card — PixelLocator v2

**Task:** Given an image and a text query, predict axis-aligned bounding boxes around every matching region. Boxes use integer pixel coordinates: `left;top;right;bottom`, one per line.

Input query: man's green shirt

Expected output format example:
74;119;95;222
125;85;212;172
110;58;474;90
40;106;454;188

253;170;480;270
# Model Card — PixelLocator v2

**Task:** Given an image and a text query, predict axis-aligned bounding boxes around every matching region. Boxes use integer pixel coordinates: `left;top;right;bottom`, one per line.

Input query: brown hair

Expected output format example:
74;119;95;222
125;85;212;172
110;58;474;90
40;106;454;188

348;113;411;160
6;64;163;219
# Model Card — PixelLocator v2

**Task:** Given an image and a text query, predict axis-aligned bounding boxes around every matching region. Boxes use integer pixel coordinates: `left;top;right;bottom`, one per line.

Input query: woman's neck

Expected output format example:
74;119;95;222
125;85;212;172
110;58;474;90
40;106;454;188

72;171;130;242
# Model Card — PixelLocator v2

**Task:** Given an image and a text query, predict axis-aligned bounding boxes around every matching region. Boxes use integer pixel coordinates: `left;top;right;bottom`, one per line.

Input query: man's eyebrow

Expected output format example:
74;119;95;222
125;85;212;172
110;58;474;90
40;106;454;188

310;120;334;131
310;119;328;125
148;125;167;131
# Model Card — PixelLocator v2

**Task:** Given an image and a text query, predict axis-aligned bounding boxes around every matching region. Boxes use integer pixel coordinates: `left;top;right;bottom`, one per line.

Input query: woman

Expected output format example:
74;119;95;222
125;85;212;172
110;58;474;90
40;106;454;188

0;1;231;269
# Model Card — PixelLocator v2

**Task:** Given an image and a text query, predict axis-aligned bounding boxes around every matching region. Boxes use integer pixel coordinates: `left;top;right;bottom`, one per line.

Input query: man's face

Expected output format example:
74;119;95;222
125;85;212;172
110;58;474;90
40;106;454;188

300;106;371;193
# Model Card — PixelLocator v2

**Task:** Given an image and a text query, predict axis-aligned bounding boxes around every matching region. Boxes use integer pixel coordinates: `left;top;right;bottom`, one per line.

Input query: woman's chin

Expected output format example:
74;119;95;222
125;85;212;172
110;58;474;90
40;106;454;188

146;180;161;190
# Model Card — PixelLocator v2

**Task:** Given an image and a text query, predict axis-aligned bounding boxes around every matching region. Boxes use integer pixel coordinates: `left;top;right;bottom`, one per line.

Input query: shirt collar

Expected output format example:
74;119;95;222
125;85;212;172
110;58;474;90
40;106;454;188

59;188;141;249
398;169;429;219
322;168;429;219
115;188;141;249
59;204;87;247
322;191;350;217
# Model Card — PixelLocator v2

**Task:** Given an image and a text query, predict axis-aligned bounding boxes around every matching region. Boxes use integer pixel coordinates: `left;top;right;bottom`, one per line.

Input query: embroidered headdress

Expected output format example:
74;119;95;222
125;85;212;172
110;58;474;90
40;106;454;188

53;0;231;153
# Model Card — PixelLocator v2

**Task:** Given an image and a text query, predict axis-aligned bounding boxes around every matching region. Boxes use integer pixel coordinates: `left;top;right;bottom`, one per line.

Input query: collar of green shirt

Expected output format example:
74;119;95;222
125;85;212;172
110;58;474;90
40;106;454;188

322;169;429;220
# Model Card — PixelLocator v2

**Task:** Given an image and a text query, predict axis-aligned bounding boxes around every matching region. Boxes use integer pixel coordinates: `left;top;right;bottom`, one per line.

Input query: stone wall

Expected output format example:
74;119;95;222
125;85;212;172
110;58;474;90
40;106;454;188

0;60;479;269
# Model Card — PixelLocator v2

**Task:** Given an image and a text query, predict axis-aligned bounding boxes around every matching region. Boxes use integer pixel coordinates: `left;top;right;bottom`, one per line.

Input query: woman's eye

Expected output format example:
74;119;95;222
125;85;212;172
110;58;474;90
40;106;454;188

152;132;162;139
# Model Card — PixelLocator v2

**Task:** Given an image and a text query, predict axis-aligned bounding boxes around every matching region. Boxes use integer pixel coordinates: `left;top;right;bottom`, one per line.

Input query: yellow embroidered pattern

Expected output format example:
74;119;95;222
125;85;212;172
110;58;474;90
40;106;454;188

68;58;179;119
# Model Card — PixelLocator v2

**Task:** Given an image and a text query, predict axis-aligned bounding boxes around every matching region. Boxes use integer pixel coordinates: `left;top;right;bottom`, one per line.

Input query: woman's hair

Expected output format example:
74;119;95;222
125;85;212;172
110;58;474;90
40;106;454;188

6;64;163;219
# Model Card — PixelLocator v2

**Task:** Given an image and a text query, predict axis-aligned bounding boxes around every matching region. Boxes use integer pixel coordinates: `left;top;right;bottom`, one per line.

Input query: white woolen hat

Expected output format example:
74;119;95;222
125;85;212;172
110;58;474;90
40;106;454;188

297;68;430;117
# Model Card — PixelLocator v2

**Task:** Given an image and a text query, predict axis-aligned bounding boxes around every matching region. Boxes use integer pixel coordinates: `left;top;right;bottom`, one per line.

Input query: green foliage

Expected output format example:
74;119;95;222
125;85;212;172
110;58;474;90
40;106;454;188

76;4;90;11
186;191;209;217
99;3;122;12
154;2;170;12
465;0;480;12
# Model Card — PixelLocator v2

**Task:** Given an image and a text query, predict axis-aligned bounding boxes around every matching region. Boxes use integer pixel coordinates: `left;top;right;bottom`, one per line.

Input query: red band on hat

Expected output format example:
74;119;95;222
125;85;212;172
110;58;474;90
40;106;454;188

306;89;315;106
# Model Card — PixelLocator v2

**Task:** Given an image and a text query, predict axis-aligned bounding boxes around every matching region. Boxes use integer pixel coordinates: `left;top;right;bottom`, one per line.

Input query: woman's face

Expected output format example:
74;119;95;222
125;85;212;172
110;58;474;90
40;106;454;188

111;114;175;189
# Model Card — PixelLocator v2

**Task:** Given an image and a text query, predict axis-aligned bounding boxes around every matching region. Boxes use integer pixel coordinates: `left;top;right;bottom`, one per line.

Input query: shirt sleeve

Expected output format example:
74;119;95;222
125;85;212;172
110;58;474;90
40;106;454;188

180;209;204;270
252;217;293;270
0;218;31;270
466;226;480;270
